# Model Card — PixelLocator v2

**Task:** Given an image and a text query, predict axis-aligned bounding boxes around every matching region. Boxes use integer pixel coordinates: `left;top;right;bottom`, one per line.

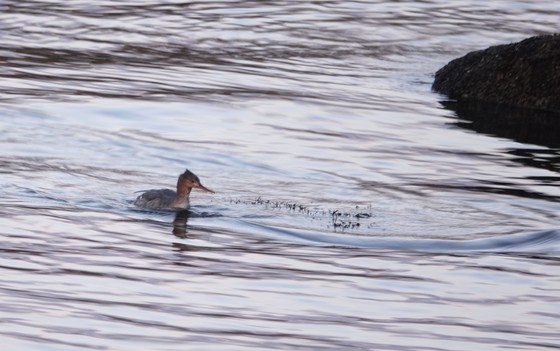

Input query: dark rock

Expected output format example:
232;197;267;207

433;34;560;112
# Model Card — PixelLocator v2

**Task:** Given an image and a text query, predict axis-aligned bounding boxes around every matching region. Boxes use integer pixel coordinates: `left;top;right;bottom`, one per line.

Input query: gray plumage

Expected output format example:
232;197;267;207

134;188;183;209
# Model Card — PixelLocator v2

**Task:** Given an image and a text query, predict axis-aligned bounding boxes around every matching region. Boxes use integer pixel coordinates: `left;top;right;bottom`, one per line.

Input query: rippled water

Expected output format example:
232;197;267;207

1;1;559;350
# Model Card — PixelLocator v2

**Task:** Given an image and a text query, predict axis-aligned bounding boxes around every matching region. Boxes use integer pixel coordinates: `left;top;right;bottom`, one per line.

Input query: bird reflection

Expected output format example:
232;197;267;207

172;209;190;238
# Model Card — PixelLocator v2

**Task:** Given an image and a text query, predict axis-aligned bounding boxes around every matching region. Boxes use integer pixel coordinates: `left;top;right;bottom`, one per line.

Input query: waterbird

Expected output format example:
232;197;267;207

134;169;214;209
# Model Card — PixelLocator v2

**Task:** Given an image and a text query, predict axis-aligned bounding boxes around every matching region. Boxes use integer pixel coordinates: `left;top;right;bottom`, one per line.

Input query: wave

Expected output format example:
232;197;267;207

235;220;560;254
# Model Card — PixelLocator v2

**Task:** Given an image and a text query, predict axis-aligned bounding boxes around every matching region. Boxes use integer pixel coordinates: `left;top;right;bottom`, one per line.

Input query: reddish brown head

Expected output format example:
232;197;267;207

177;169;214;194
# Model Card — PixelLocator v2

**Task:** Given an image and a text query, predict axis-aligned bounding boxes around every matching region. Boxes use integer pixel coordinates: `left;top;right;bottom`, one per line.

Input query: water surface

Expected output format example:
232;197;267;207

1;1;559;350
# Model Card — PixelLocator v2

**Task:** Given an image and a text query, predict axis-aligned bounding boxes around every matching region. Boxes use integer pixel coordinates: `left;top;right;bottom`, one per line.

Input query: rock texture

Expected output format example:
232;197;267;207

433;34;560;112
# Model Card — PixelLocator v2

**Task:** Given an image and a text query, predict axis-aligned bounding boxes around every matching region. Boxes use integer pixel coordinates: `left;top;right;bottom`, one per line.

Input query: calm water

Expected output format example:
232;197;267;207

1;1;560;350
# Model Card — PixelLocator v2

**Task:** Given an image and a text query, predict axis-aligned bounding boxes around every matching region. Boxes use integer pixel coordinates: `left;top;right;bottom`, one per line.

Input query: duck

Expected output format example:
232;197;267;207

134;169;214;209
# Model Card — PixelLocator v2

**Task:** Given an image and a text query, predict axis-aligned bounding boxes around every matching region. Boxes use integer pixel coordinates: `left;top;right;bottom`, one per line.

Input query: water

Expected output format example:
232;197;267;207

1;1;559;350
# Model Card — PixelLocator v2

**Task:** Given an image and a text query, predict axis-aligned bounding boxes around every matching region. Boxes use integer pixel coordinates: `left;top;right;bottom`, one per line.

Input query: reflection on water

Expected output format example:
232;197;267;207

1;0;560;350
442;100;560;149
172;210;190;238
440;100;560;201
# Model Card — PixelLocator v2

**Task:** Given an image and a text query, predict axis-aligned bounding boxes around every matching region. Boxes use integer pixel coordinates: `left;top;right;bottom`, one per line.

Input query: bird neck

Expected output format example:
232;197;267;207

174;177;192;208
